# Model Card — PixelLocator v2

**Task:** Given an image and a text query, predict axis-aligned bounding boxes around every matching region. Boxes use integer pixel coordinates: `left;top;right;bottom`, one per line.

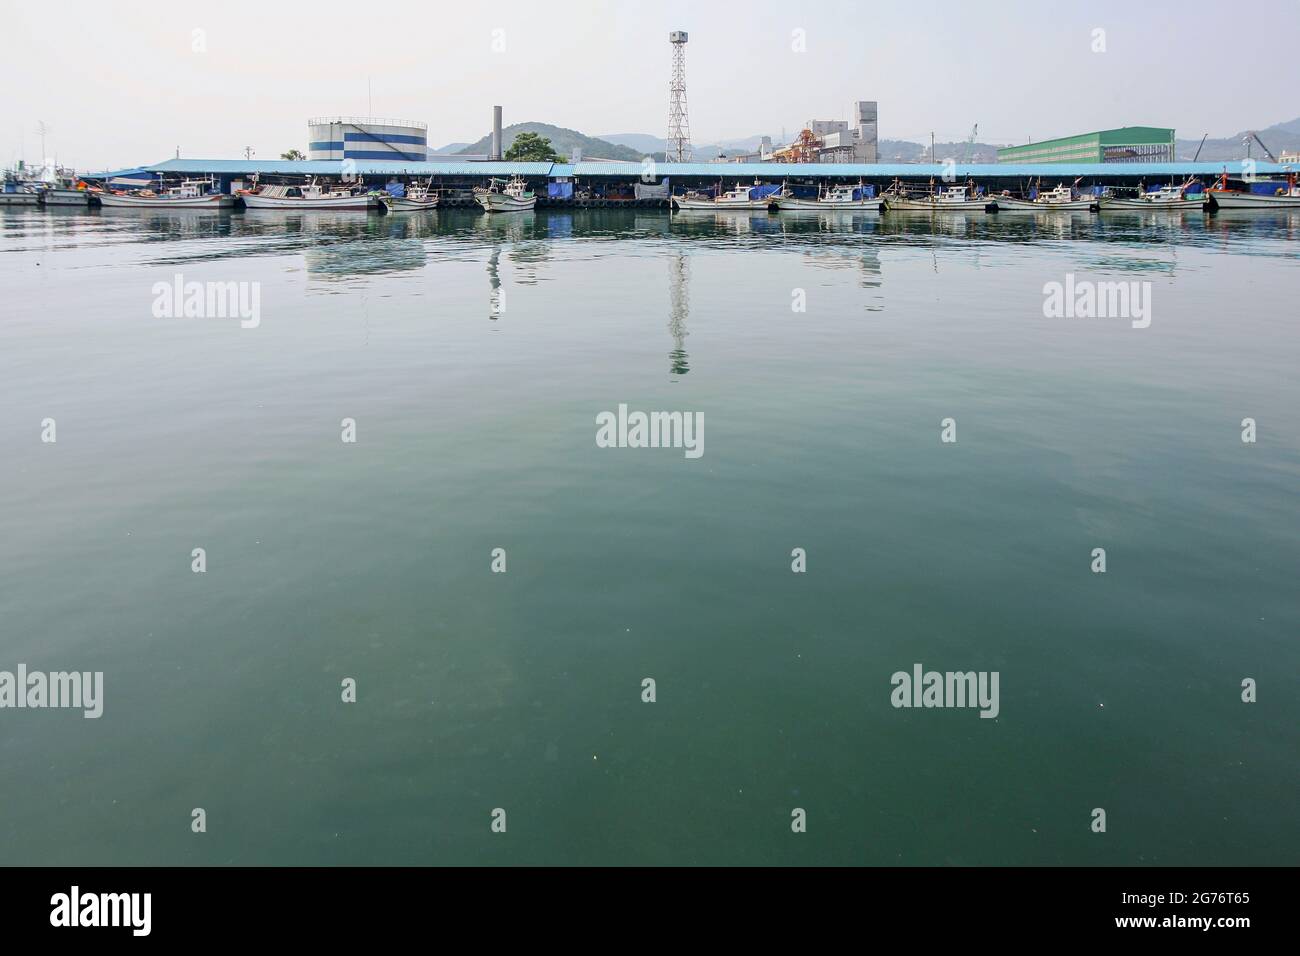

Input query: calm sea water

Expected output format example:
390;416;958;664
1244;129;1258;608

1;205;1296;866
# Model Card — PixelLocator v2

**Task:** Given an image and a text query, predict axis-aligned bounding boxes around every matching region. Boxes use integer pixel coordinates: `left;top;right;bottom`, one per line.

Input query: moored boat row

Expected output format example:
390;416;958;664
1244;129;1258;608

663;175;1297;214
7;165;1298;215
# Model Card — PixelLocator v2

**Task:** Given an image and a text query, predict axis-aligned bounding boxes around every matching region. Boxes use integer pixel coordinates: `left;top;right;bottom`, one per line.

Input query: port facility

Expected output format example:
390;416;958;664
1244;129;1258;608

78;158;1298;208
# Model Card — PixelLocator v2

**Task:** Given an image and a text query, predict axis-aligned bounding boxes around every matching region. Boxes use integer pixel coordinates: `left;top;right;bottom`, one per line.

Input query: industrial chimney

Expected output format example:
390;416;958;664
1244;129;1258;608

491;106;503;160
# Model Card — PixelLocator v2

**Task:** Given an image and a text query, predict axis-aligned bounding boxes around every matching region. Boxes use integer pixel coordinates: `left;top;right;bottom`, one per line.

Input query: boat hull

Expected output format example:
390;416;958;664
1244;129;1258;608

240;192;379;210
1208;190;1300;209
383;196;439;212
475;193;536;212
990;195;1099;212
1103;197;1205;210
41;188;90;206
773;196;883;211
97;192;236;209
888;196;991;212
0;192;39;206
672;196;770;211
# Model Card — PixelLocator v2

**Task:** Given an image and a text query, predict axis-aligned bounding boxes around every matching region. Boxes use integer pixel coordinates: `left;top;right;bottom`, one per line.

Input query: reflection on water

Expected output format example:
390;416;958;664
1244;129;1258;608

2;206;1298;286
488;245;503;320
668;251;690;375
669;209;774;237
3;203;1296;346
6;204;1299;250
303;237;427;279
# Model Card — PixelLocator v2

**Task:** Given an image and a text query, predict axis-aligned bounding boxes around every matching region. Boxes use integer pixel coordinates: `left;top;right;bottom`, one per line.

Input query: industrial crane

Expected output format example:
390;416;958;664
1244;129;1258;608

1244;131;1278;163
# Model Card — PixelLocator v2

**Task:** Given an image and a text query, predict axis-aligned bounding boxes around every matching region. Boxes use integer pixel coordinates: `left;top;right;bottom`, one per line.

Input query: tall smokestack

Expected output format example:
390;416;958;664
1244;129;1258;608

491;105;503;160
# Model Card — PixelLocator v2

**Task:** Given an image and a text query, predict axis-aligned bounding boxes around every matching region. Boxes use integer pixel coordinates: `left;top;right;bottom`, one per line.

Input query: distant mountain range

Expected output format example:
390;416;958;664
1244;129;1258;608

599;133;772;159
437;117;1300;165
437;123;645;162
598;133;666;155
1173;117;1300;161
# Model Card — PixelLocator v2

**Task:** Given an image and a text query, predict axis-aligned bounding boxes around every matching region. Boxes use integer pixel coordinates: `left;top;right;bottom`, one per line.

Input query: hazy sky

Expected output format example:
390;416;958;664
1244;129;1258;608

3;0;1297;170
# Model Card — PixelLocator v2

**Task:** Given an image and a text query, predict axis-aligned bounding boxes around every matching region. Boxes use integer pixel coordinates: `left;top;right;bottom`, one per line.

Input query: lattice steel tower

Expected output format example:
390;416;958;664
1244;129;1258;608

667;31;692;162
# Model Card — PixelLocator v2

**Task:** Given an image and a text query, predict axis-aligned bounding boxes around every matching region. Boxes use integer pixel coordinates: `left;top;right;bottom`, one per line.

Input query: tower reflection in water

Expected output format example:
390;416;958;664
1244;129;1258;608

668;250;690;375
488;245;503;320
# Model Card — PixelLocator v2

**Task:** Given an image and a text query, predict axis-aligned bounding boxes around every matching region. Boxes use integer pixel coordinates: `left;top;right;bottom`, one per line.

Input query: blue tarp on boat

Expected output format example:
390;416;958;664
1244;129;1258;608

1248;180;1292;195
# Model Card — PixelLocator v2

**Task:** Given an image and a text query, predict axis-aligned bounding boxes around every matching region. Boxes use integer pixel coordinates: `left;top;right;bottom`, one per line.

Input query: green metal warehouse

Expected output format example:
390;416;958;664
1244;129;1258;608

997;127;1176;164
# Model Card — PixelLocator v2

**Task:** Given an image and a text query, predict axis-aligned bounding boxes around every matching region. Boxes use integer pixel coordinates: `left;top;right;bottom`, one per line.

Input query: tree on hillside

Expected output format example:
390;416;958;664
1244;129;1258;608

504;132;565;163
281;149;305;161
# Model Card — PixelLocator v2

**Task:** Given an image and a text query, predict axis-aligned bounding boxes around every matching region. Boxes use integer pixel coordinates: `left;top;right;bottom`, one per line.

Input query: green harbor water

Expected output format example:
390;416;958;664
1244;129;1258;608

1;205;1297;865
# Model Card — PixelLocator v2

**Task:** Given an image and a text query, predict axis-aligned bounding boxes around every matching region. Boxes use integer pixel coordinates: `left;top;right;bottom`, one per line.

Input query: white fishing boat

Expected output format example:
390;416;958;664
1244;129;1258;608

991;183;1100;212
382;180;439;212
96;177;236;209
1207;172;1300;209
23;162;88;205
1102;182;1205;210
240;179;380;211
474;176;536;212
672;179;773;211
32;163;88;205
885;182;989;211
773;183;883;211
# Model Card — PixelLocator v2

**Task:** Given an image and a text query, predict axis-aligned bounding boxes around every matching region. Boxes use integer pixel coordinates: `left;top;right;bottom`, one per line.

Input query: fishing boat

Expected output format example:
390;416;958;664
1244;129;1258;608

0;174;40;206
239;178;380;211
35;165;90;206
96;177;236;209
382;179;439;212
885;181;989;211
1102;181;1206;210
772;183;883;211
991;181;1100;212
1;162;44;205
474;175;536;212
1207;172;1300;209
671;179;773;211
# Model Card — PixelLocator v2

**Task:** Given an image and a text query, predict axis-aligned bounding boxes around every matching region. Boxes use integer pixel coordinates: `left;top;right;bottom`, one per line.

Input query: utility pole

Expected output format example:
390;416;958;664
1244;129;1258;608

244;146;255;161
